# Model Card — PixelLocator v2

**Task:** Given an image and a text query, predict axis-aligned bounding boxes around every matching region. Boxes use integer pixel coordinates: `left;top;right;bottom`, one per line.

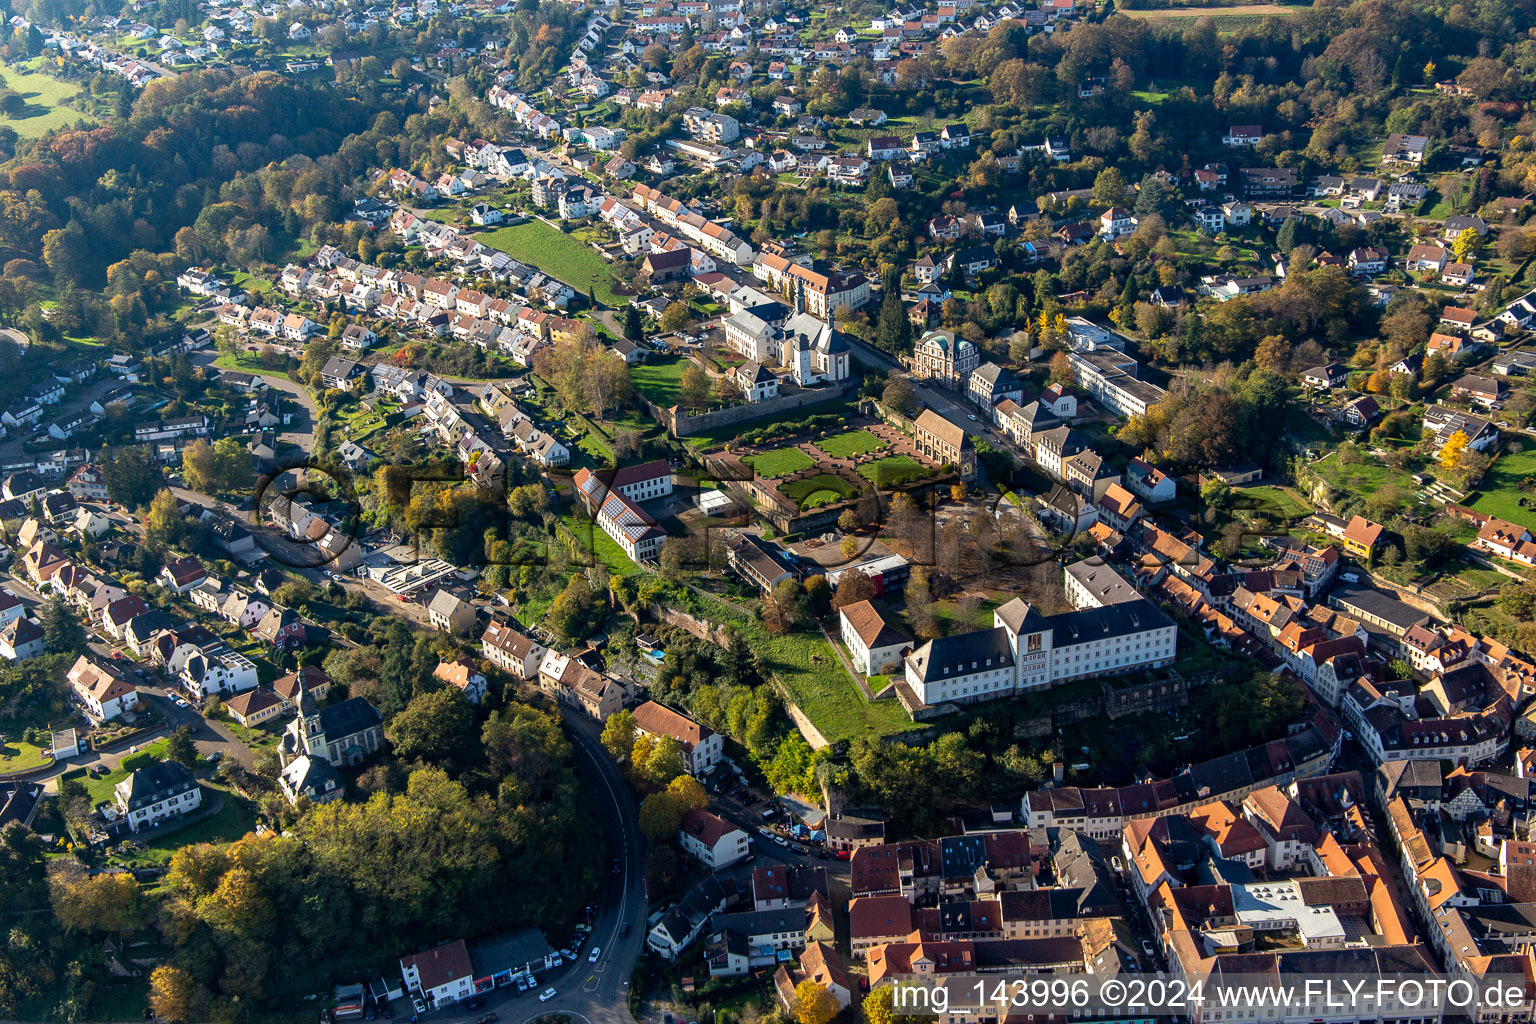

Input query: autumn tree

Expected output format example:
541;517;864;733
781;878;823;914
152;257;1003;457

601;709;636;766
1452;227;1483;262
660;301;691;332
48;860;148;933
1439;430;1469;469
863;983;924;1024
831;569;876;610
1048;351;1074;387
680;364;712;408
794;980;839;1024
632;734;686;788
149;966;206;1024
144;488;186;547
182;437;216;494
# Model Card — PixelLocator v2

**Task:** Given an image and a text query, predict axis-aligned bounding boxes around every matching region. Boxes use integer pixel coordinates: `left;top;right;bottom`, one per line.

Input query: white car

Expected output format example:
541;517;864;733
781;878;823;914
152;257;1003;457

588;947;601;964
539;988;557;1003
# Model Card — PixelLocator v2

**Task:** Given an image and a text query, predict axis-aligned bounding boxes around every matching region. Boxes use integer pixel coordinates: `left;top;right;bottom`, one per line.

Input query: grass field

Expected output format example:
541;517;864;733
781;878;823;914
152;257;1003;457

0;739;50;772
1310;453;1414;503
557;510;645;577
859;455;928;488
1232;485;1312;521
83;739;172;805
0;67;96;138
630;356;689;407
1469;446;1536;532
780;473;857;507
681;588;912;742
815;430;887;459
214;349;292;381
744;447;817;478
478;220;621;306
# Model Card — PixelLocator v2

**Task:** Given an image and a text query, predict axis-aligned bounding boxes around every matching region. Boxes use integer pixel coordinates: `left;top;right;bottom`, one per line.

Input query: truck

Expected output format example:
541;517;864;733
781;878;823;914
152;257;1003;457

333;984;367;1021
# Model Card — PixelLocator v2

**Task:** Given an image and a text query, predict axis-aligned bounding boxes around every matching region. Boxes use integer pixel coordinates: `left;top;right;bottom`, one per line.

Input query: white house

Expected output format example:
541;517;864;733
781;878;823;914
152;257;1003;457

399;941;476;1010
838;600;911;676
113;761;201;833
68;655;139;722
679;808;751;869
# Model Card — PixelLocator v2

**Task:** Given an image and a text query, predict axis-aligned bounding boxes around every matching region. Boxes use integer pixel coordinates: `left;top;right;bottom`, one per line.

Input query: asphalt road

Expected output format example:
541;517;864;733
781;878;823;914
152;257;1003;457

3;565;254;792
189;348;318;451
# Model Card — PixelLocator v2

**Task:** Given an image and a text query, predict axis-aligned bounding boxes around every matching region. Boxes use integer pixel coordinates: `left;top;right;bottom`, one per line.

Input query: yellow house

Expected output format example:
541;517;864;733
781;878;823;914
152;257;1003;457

1343;515;1384;558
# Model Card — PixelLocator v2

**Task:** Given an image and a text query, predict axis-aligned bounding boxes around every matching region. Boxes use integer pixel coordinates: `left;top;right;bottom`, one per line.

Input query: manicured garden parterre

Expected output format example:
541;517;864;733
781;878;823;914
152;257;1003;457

815;430;887;459
743;446;817;478
859;455;929;488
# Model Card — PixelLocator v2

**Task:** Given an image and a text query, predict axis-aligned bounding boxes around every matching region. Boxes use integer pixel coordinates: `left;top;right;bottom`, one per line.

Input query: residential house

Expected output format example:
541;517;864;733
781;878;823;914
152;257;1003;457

112;761;201;833
680;808;750;869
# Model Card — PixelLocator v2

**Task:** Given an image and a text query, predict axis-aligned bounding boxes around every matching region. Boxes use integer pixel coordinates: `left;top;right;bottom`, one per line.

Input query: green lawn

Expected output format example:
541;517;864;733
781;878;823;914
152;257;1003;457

678;588;912;743
557;510;645;577
858;455;928;488
780;473;856;507
1310;454;1412;502
1232;485;1312;521
630;356;690;407
111;792;259;867
1469;445;1536;532
0;67;96;138
214;349;293;381
815;430;887;459
685;398;850;450
220;717;283;751
478;220;622;306
743;447;817;478
0;739;50;772
83;739;172;805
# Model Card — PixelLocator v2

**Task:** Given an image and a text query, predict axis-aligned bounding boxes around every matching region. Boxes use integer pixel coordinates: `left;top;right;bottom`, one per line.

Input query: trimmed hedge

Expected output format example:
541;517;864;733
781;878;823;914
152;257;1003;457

119;751;158;773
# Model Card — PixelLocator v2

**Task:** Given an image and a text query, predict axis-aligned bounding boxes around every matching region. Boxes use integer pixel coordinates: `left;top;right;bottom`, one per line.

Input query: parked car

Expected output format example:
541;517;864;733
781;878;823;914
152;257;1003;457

772;835;788;847
588;947;601;964
464;999;482;1011
476;1015;498;1024
757;826;774;839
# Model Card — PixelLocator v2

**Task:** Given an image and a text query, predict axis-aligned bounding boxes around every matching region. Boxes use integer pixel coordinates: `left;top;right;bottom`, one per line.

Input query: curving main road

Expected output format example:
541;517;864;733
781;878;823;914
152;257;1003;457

414;711;645;1024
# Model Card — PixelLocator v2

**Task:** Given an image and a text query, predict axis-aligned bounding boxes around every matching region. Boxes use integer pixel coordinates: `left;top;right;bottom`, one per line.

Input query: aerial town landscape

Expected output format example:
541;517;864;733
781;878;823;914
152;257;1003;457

6;0;1536;1020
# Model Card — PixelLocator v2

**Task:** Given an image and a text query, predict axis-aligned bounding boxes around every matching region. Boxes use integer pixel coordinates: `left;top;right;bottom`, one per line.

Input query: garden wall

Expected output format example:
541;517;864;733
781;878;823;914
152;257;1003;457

646;604;732;647
656;383;851;437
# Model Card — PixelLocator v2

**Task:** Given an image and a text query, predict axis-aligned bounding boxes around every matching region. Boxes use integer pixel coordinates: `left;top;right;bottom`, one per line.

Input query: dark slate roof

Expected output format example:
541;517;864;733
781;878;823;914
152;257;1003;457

119;760;196;810
315;696;381;738
1046;598;1172;647
906;626;1015;684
